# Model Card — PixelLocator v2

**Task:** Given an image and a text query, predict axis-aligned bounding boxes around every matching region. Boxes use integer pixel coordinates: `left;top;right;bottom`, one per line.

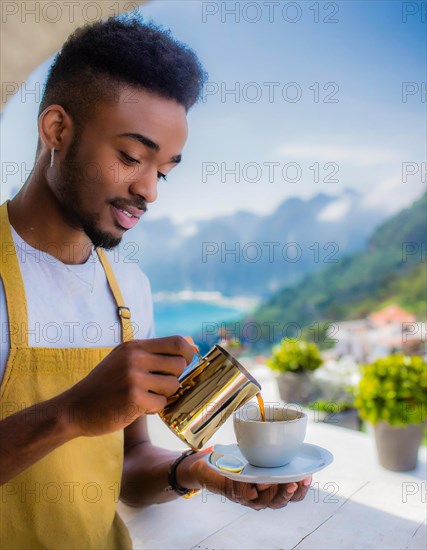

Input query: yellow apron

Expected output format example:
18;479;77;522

0;201;134;549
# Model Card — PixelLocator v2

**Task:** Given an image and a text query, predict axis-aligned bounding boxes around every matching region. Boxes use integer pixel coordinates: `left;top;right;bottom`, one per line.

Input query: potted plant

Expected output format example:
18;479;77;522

307;356;361;429
307;399;362;431
267;339;323;404
354;354;427;471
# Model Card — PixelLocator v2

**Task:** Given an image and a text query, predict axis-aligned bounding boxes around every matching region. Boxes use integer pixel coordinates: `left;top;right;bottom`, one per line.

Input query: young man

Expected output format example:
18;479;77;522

0;15;311;549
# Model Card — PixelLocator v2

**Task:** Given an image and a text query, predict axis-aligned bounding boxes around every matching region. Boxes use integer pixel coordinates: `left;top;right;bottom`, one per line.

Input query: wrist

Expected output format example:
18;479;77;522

51;393;80;441
174;450;206;492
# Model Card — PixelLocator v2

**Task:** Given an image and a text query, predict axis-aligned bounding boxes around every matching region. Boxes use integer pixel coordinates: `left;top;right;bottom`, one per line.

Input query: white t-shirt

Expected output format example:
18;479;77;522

0;226;155;383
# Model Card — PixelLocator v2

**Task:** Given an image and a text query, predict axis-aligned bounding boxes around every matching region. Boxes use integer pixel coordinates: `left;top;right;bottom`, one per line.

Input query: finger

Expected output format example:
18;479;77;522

285;482;298;494
135;353;186;378
256;484;274;492
254;485;280;508
144;394;168;414
269;490;293;509
291;478;312;502
228;483;278;511
136;391;167;415
133;336;195;365
184;335;200;354
302;476;312;488
141;372;181;397
254;483;296;510
145;354;187;377
265;483;298;500
231;482;258;502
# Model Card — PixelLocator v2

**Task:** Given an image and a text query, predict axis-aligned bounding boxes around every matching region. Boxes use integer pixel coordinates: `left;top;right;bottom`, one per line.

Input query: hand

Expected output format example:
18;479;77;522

182;454;312;511
61;336;194;437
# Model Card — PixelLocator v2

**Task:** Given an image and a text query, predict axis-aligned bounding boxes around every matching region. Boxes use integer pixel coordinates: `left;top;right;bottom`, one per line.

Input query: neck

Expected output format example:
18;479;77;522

7;165;93;265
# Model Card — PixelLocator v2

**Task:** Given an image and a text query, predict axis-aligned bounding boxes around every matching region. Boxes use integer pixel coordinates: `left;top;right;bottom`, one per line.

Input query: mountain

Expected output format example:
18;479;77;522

123;190;387;296
250;192;426;336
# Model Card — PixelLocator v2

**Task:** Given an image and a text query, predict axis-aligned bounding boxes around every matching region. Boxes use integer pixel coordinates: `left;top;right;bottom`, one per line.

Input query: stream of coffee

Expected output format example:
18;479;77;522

256;392;266;422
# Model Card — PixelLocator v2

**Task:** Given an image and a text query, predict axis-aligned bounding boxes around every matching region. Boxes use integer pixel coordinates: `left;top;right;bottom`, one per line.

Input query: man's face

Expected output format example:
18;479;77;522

53;88;188;249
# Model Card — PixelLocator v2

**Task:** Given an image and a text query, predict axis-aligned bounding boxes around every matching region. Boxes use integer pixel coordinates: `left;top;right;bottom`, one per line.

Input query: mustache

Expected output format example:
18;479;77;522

110;199;148;213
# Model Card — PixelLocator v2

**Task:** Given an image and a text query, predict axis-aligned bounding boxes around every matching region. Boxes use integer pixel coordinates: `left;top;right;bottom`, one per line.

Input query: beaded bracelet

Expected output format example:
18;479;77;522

167;449;201;499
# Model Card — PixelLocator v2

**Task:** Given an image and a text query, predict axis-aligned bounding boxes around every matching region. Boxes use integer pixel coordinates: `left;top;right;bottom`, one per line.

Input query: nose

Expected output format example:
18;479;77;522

128;168;158;204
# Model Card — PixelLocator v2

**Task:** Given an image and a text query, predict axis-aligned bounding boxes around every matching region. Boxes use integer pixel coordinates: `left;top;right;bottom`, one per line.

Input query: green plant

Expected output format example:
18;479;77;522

354;355;427;426
308;399;355;413
267;339;323;374
227;338;242;349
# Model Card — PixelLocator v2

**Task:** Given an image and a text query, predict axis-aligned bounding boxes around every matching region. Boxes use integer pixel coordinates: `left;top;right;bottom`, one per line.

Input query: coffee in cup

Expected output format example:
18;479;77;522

233;402;307;468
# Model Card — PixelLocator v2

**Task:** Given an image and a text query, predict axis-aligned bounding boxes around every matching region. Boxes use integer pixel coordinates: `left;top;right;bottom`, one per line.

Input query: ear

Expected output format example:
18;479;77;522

38;105;75;156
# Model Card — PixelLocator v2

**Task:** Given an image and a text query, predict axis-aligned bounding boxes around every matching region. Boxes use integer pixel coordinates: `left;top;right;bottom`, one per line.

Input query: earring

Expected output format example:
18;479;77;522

50;148;55;168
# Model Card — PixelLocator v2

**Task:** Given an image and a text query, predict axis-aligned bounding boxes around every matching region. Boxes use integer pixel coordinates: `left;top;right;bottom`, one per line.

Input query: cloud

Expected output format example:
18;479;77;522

177;222;199;238
277;144;399;167
317;197;351;222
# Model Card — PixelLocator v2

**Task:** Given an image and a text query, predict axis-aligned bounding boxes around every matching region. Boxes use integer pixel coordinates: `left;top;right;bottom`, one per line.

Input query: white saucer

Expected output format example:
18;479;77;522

206;443;334;483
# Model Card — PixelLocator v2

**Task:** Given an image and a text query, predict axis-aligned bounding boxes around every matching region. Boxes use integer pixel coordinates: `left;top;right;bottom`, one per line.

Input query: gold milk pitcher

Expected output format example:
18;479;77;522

159;345;262;449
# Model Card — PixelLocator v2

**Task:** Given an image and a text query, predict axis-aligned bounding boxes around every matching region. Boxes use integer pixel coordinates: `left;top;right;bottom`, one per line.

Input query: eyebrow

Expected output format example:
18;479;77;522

117;132;182;164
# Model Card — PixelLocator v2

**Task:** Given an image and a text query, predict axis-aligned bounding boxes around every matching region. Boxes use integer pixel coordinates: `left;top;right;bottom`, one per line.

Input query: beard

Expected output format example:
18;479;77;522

54;137;122;250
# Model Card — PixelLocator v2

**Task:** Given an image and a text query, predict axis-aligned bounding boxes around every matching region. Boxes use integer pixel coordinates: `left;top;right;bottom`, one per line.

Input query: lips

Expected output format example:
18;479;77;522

111;205;142;230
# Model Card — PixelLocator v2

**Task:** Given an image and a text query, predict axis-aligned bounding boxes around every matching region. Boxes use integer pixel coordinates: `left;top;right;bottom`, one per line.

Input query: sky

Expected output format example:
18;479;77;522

1;0;426;223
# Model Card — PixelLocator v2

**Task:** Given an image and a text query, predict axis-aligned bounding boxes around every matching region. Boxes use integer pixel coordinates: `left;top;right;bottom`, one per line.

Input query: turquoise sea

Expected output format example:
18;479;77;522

153;300;247;339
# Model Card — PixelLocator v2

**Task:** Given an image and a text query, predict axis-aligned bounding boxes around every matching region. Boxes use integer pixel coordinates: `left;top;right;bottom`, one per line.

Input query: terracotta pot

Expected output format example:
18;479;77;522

373;421;424;471
277;372;313;404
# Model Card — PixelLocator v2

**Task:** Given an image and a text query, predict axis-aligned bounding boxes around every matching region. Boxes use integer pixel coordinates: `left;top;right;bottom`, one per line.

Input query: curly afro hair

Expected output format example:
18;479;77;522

38;12;207;137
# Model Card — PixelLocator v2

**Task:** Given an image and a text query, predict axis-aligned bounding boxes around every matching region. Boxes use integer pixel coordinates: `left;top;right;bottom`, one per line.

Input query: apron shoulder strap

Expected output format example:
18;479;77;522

0;201;29;347
96;248;134;342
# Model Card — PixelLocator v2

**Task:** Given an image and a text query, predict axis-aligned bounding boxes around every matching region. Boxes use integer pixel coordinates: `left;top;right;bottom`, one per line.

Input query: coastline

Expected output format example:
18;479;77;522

152;290;260;311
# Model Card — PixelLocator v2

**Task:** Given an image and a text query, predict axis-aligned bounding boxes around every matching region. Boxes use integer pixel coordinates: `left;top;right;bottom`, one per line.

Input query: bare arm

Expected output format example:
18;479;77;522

0;395;75;485
120;415;204;506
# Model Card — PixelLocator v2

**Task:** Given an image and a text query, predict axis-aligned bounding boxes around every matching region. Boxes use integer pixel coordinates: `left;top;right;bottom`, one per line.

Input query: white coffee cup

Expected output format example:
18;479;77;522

233;402;308;468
